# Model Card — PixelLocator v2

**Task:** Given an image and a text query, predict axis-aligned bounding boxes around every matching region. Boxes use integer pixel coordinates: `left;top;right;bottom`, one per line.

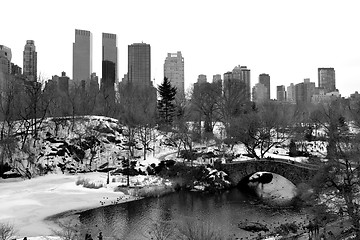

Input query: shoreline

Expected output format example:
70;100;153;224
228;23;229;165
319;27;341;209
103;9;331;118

0;172;145;238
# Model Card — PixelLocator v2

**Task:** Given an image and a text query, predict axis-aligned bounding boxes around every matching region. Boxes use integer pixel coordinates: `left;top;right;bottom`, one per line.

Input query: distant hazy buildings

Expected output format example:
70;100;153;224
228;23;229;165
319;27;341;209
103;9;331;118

23;40;37;81
164;51;184;98
259;73;270;100
73;29;92;85
318;68;336;93
128;43;151;86
276;85;286;102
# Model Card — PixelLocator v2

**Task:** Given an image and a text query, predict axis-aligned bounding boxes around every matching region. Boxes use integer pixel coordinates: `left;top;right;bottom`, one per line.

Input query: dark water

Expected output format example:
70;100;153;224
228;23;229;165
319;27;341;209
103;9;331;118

80;188;310;240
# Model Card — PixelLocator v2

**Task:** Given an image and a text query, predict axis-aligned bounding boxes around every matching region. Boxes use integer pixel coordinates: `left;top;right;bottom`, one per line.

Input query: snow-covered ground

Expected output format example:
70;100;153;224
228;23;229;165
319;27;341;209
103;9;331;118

0;172;168;239
0;116;333;240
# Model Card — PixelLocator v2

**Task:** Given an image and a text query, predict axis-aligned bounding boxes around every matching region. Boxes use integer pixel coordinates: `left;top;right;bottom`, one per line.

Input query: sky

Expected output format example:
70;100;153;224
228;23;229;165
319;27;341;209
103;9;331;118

2;0;360;98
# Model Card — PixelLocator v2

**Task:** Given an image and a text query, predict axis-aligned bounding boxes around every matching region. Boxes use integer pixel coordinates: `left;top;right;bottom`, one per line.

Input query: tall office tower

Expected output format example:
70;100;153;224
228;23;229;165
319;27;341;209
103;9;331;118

23;40;37;81
318;68;336;93
287;83;296;103
164;51;184;98
277;85;286;102
252;83;267;103
233;65;251;101
128;43;151;86
197;74;207;84
259;73;270;100
102;33;117;83
73;29;92;85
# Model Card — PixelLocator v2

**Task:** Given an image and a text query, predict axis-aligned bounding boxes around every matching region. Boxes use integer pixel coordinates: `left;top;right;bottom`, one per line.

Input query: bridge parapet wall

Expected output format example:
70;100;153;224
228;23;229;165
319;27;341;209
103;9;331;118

216;160;318;186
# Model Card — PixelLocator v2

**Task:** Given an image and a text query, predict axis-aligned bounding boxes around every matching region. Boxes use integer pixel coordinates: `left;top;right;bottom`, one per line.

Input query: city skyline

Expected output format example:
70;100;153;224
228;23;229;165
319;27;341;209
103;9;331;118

2;0;360;98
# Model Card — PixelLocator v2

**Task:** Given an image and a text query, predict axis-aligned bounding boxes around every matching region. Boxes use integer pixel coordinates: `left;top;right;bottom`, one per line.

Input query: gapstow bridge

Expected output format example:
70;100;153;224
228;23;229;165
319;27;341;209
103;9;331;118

215;158;320;186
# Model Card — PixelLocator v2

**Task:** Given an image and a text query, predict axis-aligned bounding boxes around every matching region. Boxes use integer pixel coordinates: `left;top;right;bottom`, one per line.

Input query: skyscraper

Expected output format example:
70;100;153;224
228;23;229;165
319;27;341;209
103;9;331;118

23;40;37;81
0;45;12;89
102;33;117;82
276;85;286;102
295;79;315;104
287;83;296;103
233;65;251;101
0;45;11;74
101;33;117;101
252;83;267;103
73;29;92;84
164;51;184;98
197;74;207;84
259;73;270;100
318;68;336;93
128;43;151;86
212;74;222;83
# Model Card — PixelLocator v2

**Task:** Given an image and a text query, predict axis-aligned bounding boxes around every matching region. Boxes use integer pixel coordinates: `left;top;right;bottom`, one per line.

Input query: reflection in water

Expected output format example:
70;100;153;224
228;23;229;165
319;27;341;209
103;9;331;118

80;188;309;240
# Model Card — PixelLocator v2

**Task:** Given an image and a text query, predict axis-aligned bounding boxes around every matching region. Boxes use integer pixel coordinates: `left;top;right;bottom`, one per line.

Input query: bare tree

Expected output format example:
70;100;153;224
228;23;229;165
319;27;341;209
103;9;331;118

51;218;83;240
312;99;360;238
0;222;16;240
118;82;157;184
229;102;294;159
191;81;222;136
217;79;249;138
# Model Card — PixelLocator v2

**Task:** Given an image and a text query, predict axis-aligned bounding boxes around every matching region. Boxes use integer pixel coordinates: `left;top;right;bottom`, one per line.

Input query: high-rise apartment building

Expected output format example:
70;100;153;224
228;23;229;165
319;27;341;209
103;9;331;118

58;71;70;94
295;78;315;104
213;74;222;83
233;65;251;101
197;74;207;84
73;29;92;84
0;45;12;90
23;40;37;81
128;43;151;86
287;83;296;103
276;85;286;102
259;73;270;100
252;83;267;103
0;45;11;74
318;68;335;93
164;51;184;98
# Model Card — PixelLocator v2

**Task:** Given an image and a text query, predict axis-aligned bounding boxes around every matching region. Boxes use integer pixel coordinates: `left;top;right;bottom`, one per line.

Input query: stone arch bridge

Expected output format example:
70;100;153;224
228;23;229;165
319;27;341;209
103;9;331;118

215;159;319;186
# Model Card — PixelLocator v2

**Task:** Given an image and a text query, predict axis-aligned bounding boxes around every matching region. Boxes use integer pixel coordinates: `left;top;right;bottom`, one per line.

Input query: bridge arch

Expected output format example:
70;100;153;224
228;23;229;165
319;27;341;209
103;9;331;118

215;159;319;186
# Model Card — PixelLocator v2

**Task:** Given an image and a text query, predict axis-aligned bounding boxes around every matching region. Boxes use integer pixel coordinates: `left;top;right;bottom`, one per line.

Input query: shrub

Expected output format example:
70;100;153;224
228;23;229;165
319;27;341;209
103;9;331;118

177;219;225;240
75;177;103;189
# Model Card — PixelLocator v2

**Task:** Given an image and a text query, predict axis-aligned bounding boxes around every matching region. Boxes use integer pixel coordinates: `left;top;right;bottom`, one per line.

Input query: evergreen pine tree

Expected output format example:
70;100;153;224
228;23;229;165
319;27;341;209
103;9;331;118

157;77;177;125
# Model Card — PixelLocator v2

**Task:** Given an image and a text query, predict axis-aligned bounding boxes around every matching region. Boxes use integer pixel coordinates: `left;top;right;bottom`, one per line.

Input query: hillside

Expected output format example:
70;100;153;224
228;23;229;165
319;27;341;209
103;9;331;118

0;115;143;178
